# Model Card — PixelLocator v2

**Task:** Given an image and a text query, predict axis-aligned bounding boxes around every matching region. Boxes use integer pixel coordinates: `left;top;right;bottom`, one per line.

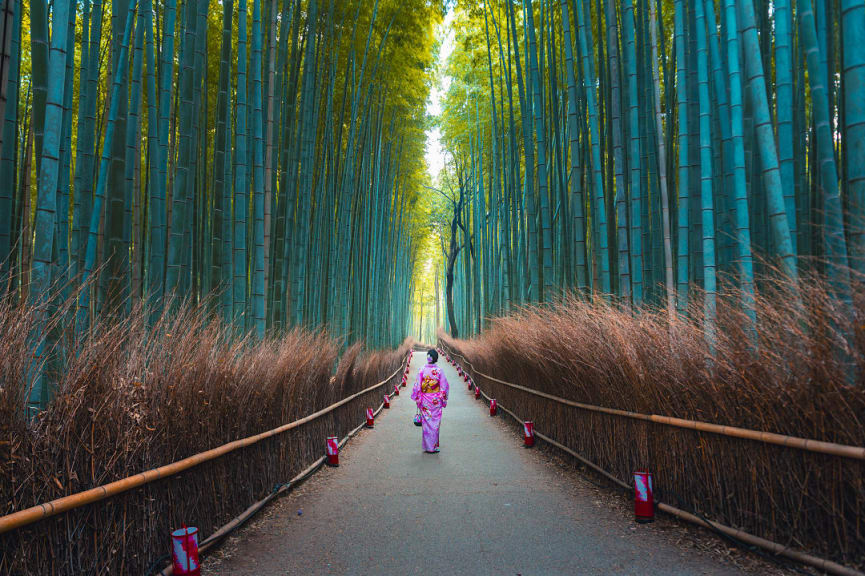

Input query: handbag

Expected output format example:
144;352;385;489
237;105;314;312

413;406;422;426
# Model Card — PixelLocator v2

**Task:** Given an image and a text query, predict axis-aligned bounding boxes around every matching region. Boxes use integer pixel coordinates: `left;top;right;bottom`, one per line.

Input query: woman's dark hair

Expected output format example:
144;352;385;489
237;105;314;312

426;348;438;363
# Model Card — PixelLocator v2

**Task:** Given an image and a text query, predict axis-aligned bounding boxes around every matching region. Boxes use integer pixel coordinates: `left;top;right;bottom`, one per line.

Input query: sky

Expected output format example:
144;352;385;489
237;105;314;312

425;9;455;183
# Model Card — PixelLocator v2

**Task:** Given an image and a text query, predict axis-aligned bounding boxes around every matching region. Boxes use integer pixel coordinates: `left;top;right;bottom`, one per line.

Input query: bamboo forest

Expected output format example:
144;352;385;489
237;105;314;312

2;0;865;574
2;0;438;410
429;0;865;339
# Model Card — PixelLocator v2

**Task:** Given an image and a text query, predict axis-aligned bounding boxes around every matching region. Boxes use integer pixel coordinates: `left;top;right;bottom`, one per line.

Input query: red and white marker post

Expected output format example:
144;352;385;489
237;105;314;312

383;395;390;409
633;470;654;523
326;436;340;467
365;407;375;428
393;384;400;396
490;399;497;416
523;421;535;447
474;385;481;400
172;527;200;576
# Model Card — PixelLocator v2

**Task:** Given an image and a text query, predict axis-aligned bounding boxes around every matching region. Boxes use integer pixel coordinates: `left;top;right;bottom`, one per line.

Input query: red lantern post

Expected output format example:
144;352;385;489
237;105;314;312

634;470;654;523
171;527;200;576
523;421;535;447
326;437;340;467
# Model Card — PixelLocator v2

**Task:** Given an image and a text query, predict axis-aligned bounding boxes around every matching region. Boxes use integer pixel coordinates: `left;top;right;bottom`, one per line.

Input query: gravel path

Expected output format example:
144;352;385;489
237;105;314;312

202;353;756;575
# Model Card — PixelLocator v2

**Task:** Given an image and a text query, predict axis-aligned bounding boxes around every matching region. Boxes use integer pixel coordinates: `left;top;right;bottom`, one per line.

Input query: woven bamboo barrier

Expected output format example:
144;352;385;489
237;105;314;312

0;361;405;536
439;336;865;572
451;351;865;461
157;381;405;576
1;318;412;575
465;375;863;576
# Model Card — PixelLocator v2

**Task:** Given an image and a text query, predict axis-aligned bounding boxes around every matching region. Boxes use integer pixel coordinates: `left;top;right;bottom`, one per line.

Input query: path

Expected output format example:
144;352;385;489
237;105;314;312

203;353;748;575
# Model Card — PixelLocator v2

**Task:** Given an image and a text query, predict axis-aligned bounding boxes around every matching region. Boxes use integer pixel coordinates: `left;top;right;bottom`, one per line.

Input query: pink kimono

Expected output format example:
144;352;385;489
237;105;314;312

411;363;450;452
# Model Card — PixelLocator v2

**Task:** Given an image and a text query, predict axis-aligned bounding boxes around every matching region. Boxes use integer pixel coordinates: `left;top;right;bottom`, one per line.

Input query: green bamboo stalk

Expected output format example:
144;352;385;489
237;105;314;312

842;0;865;273
799;0;846;286
561;0;585;292
251;0;266;337
69;0;93;280
56;3;76;291
483;0;507;299
0;0;20;283
524;2;553;303
279;0;304;328
723;0;757;332
263;0;279;309
188;0;207;299
694;0;717;350
30;0;48;173
28;0;73;408
507;0;539;302
79;2;139;330
212;0;234;320
142;0;159;305
233;0;250;327
105;0;132;313
77;0;104;275
739;0;798;282
0;0;15;163
124;5;146;310
149;0;175;313
166;0;201;297
575;0;610;294
222;71;234;322
702;0;733;275
648;0;674;314
602;0;631;303
675;0;689;312
293;0;318;325
776;0;797;255
623;0;643;304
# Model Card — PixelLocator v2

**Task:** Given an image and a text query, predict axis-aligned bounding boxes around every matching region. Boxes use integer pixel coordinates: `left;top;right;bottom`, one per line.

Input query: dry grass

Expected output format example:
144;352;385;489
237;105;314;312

440;273;865;566
0;291;410;575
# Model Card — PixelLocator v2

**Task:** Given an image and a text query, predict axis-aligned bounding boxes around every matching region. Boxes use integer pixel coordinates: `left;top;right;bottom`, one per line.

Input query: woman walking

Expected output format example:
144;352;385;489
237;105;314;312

411;349;450;453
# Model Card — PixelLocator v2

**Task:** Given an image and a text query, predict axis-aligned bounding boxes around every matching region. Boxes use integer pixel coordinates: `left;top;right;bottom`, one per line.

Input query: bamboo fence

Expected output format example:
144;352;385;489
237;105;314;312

439;341;865;573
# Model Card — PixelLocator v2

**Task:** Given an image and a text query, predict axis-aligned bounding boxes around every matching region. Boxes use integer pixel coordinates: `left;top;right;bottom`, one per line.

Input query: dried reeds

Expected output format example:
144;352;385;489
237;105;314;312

0;292;410;575
440;273;865;567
